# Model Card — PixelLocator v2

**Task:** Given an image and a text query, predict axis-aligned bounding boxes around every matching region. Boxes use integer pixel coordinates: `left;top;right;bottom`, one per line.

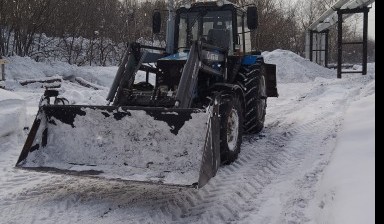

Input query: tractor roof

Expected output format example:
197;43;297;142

177;1;244;13
191;0;239;8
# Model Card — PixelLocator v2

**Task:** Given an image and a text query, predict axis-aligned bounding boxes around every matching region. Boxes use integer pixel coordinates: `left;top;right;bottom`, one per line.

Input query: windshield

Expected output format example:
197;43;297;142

177;10;233;53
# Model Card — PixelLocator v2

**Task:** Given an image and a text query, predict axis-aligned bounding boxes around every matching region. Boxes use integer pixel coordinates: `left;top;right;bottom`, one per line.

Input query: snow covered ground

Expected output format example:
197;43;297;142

0;50;375;224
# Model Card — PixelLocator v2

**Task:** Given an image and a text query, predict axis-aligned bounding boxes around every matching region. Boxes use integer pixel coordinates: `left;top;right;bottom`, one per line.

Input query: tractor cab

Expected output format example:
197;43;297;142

175;2;254;56
152;1;261;108
153;1;258;56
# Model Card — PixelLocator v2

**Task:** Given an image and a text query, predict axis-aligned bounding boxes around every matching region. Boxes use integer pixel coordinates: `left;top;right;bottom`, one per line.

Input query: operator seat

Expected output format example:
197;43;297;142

207;23;230;50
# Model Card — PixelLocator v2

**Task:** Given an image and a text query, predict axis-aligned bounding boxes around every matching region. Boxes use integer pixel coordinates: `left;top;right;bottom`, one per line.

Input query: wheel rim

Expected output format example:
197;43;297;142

227;108;239;152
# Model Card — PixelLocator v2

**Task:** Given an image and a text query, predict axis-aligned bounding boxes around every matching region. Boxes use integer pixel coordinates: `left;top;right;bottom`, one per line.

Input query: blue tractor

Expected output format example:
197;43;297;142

17;1;278;189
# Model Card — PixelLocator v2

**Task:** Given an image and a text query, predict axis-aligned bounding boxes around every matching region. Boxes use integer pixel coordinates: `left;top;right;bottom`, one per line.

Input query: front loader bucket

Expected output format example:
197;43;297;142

16;105;220;189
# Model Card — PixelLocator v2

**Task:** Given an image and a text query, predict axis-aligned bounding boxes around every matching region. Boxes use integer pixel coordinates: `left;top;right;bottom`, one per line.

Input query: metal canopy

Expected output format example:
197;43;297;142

306;0;374;78
308;0;375;32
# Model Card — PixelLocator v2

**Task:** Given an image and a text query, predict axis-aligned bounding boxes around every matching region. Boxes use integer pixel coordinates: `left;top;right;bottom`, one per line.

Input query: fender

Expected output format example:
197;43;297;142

210;83;245;107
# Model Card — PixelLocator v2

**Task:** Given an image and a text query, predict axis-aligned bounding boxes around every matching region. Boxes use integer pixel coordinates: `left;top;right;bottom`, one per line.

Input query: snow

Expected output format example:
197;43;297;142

0;89;26;137
311;93;375;224
5;55;117;87
0;50;375;223
262;49;335;83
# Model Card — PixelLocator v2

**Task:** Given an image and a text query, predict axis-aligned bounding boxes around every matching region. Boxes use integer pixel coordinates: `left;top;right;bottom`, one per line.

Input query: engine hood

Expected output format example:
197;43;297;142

159;52;189;61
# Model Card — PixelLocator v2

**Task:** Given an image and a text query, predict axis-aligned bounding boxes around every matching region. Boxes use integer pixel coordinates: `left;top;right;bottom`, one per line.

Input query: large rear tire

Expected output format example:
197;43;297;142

219;94;243;165
237;65;267;134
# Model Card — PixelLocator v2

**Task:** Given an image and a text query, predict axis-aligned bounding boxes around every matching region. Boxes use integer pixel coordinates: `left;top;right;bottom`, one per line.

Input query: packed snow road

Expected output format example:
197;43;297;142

0;52;375;223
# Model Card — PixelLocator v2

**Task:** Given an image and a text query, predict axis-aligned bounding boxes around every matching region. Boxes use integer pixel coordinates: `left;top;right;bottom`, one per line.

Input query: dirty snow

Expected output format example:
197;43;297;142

0;50;375;223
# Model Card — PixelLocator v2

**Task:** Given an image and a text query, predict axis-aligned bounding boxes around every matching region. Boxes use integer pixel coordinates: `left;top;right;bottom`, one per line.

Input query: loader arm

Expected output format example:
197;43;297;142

107;43;148;106
176;41;227;108
175;42;200;108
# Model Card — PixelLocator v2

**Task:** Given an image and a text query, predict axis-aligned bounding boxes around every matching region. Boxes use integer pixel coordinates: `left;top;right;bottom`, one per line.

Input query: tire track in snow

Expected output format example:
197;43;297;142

159;78;364;223
145;113;333;224
155;121;316;223
237;77;371;223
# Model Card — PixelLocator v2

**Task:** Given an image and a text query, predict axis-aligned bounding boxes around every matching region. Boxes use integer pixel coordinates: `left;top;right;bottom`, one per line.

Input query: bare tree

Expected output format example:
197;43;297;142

0;0;373;66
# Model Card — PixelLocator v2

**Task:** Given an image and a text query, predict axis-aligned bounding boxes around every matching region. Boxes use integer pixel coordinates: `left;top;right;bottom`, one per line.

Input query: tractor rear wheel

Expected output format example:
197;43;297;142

237;65;267;134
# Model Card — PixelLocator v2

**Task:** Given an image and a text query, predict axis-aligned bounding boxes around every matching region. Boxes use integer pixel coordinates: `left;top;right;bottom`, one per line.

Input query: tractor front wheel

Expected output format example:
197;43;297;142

219;94;243;165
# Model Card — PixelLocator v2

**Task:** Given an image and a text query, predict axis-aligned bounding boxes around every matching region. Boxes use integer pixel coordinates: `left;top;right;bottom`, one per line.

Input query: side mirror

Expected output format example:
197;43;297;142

153;11;161;34
247;6;258;30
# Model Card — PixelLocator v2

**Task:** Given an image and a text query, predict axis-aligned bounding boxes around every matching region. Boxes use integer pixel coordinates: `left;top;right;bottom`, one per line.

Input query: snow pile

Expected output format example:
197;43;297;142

55;88;107;106
351;63;376;75
3;56;117;106
5;56;117;88
73;77;107;90
263;49;336;83
0;89;26;137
